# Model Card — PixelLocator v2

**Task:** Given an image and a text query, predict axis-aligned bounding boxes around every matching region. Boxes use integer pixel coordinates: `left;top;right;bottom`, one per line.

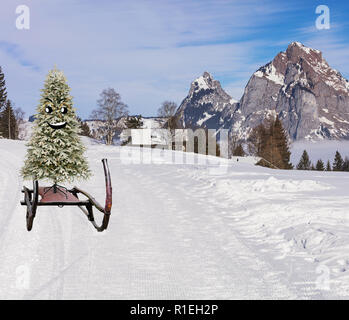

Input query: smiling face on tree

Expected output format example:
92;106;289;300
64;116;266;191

37;68;76;133
21;67;91;184
43;97;70;130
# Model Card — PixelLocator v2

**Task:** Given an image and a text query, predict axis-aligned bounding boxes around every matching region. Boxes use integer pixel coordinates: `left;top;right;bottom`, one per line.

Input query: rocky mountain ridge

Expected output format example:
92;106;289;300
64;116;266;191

175;42;349;141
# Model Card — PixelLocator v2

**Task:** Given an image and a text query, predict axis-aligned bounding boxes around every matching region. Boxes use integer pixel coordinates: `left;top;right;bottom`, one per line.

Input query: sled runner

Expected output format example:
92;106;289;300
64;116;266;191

20;159;112;232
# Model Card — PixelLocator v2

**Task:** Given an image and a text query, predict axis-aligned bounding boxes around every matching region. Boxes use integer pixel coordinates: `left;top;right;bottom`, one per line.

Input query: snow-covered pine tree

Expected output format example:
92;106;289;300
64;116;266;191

333;151;344;171
21;68;91;184
296;150;311;170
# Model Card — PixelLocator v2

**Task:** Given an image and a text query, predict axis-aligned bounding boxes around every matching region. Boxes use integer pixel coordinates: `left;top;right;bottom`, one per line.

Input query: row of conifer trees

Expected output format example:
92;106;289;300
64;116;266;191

296;150;349;171
244;116;349;172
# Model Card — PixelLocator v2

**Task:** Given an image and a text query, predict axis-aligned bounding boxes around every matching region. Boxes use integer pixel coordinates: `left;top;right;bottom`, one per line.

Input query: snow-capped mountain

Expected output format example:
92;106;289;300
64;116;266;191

175;71;239;129
176;42;349;141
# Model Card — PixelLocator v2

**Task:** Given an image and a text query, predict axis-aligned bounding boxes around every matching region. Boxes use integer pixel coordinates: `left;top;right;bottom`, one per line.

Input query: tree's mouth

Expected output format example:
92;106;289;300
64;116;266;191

47;121;67;130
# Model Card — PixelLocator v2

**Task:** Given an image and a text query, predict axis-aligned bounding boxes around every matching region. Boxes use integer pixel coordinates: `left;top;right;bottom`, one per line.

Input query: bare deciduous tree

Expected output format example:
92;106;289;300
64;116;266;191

14;106;25;140
14;107;25;123
157;101;180;149
157;101;177;118
91;88;129;145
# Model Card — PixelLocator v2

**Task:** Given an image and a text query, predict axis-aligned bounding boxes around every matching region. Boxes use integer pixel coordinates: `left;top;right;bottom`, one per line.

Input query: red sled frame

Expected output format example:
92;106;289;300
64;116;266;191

20;159;112;232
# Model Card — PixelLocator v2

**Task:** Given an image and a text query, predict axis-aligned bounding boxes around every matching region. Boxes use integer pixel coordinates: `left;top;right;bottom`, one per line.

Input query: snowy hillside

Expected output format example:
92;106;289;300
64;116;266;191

1;139;349;299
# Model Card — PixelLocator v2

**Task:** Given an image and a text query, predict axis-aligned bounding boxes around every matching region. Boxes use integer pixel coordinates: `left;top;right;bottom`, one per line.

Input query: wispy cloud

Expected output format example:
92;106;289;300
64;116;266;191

0;41;40;71
0;0;348;118
292;20;349;76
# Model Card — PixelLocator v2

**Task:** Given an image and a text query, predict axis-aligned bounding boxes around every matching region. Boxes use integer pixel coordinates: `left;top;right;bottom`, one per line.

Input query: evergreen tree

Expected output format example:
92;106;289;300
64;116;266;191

342;157;349;172
250;117;293;169
80;121;91;137
248;123;268;156
125;115;143;129
122;115;144;146
326;160;331;171
0;66;7;137
21;68;91;184
261;134;283;168
0;66;7;111
315;159;325;171
232;143;245;156
0;100;17;139
270;117;293;169
333;151;344;171
296;150;311;170
77;117;91;137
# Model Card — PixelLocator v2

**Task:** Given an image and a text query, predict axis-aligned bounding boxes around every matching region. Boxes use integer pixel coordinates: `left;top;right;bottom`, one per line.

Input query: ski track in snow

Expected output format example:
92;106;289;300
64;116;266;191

0;139;349;299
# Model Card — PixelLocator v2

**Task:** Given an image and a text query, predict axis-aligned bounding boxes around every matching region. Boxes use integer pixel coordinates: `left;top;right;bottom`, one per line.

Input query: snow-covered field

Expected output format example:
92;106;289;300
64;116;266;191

1;138;349;299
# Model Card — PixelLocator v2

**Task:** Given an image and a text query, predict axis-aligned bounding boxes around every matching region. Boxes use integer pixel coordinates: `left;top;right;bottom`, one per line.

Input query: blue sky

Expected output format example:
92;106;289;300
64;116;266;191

0;0;349;119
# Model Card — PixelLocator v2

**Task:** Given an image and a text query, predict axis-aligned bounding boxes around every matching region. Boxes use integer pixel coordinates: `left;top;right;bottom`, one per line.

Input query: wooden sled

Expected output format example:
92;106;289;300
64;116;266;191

20;159;112;232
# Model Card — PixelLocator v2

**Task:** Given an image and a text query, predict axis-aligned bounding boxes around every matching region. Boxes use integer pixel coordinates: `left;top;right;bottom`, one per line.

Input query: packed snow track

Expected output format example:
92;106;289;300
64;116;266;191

0;139;349;299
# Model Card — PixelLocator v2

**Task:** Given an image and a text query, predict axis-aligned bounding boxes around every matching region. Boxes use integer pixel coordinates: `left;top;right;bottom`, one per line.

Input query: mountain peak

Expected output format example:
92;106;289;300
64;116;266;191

286;41;322;63
202;71;213;79
177;42;349;141
245;42;349;140
176;71;237;129
288;41;319;52
191;71;214;91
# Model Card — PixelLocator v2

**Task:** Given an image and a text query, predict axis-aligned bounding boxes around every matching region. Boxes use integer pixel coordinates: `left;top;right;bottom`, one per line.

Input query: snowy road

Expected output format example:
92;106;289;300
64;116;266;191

1;139;349;299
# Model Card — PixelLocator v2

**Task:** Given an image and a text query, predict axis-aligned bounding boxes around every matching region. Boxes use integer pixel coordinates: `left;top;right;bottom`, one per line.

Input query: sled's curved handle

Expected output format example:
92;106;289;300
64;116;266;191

102;158;112;215
32;180;39;215
73;159;112;232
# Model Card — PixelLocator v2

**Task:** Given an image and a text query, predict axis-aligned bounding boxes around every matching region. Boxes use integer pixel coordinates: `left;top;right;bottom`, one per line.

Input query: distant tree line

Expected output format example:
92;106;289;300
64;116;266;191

297;150;349;171
0;66;25;140
86;91;349;174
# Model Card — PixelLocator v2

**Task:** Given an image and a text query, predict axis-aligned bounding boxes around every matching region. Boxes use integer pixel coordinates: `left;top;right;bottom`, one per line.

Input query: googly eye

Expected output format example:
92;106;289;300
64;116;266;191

60;107;68;114
45;105;53;113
